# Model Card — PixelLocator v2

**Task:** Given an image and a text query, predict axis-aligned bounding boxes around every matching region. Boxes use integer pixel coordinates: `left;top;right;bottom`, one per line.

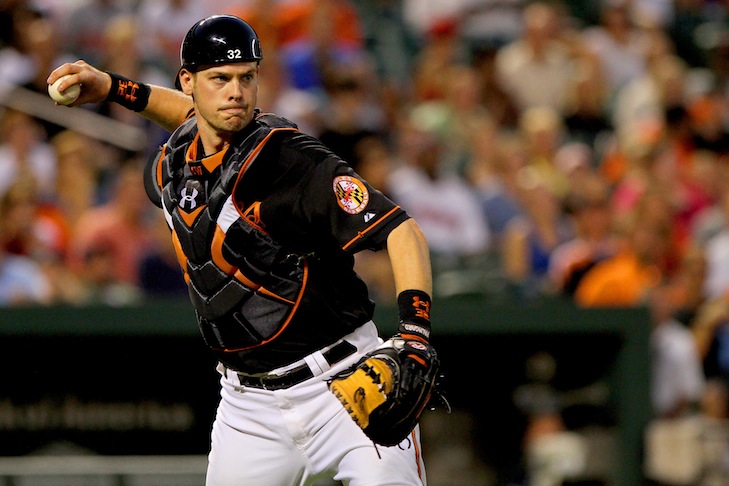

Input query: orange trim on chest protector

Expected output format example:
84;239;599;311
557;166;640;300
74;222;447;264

220;259;309;353
186;134;228;173
178;204;205;227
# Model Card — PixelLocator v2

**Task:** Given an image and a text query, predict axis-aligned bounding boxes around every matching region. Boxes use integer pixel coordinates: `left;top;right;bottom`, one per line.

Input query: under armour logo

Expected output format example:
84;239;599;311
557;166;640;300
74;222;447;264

116;80;139;102
181;186;198;209
180;179;202;211
364;212;375;223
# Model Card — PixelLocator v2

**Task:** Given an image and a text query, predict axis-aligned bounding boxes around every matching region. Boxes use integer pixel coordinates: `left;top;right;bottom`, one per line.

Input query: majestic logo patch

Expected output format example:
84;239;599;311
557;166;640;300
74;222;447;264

333;176;369;214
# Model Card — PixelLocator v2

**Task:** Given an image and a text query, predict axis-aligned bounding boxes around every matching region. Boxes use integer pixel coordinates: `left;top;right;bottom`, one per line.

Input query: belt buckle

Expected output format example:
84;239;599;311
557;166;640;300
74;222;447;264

235;372;271;390
258;377;268;390
256;375;272;390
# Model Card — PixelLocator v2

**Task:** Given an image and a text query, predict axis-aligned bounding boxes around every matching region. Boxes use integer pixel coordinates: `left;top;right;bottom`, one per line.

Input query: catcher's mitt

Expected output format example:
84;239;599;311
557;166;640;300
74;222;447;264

328;337;441;446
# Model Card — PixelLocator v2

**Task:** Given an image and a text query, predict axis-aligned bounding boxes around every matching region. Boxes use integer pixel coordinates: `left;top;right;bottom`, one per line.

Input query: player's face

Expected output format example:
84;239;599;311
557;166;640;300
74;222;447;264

187;62;259;140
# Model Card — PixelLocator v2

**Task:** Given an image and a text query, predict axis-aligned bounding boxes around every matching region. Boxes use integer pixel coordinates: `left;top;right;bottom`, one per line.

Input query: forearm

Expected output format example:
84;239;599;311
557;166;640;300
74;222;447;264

386;218;432;296
387;218;433;346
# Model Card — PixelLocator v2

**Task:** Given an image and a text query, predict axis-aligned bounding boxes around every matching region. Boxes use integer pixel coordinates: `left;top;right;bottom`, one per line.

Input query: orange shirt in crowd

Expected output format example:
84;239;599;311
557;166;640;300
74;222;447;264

574;250;663;307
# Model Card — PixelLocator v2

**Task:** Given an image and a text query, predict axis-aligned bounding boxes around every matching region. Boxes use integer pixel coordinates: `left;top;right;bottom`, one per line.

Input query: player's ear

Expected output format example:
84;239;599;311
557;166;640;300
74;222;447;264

179;69;194;96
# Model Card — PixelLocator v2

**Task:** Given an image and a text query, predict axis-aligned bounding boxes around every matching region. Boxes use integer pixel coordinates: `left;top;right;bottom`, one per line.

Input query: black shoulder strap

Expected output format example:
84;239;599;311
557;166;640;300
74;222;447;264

168;116;198;149
255;112;299;130
143;117;198;208
143;146;164;208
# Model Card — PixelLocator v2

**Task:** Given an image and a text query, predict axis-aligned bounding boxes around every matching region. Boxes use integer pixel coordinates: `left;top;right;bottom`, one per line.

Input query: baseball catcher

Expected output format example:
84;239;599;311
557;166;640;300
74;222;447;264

48;13;444;484
329;290;442;446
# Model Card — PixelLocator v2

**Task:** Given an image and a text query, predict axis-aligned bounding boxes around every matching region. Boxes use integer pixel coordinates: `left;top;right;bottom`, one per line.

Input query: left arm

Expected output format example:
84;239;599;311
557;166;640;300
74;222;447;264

328;217;442;446
386;218;433;346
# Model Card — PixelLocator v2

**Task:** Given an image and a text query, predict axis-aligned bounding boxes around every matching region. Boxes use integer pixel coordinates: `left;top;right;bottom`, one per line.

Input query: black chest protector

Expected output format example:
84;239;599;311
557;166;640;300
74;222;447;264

151;115;305;355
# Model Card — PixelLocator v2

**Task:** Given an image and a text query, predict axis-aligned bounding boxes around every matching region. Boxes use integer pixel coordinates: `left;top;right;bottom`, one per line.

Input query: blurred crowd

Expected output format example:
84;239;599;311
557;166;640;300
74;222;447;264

3;0;729;431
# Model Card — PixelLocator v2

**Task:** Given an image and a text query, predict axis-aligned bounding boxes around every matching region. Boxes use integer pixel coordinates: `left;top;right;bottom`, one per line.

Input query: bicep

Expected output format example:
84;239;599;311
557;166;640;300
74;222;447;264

300;157;405;252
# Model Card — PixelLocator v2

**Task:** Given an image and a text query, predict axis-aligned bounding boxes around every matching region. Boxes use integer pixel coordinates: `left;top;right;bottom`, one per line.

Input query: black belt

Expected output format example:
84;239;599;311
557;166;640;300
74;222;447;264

236;340;356;390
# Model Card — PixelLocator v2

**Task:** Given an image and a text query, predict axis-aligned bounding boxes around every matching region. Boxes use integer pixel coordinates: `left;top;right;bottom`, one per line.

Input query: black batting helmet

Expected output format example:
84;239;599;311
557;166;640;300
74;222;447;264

175;15;263;89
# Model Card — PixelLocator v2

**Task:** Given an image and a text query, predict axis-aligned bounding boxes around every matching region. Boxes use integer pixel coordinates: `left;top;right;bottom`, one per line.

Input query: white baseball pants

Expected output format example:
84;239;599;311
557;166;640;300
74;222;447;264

205;321;428;486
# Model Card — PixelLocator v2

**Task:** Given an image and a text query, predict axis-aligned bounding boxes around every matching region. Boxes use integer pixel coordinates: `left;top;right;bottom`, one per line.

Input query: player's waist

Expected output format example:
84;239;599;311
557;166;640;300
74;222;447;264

220;321;379;391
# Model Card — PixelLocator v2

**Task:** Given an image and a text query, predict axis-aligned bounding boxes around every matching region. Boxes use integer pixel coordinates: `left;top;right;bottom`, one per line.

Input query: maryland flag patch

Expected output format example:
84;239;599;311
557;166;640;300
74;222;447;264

333;176;369;214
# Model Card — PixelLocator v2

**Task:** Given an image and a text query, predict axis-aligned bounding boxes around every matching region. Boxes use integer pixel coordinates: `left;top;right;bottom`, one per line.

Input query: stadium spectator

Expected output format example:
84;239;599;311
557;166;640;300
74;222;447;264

49;130;103;234
273;0;369;95
500;170;574;300
409;18;468;103
0;244;52;306
688;86;729;157
702;190;729;300
137;212;187;300
516;105;571;200
649;282;706;419
611;37;688;146
0;109;57;202
465;114;523;246
0;3;54;86
548;171;620;296
316;69;386;171
57;0;134;67
349;0;418;107
668;0;710;69
67;161;155;288
692;296;729;395
95;13;171;153
573;193;673;307
386;109;491;271
0;176;66;261
76;244;144;306
493;1;580;116
469;40;520;128
0;156;86;304
0;181;53;305
10;15;75;140
0;0;31;49
580;0;653;114
561;50;612;151
135;0;211;80
691;161;729;247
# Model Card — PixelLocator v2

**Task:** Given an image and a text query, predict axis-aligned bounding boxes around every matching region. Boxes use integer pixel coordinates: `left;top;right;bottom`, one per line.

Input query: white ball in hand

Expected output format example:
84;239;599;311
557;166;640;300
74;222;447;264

48;75;80;105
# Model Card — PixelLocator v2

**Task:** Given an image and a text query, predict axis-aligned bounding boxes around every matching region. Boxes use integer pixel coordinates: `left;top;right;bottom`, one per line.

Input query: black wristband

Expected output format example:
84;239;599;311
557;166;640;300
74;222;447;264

105;72;151;112
397;289;431;342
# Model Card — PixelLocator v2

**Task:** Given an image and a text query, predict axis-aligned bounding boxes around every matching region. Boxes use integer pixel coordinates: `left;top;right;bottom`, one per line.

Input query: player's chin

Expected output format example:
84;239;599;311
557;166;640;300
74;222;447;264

219;114;251;132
